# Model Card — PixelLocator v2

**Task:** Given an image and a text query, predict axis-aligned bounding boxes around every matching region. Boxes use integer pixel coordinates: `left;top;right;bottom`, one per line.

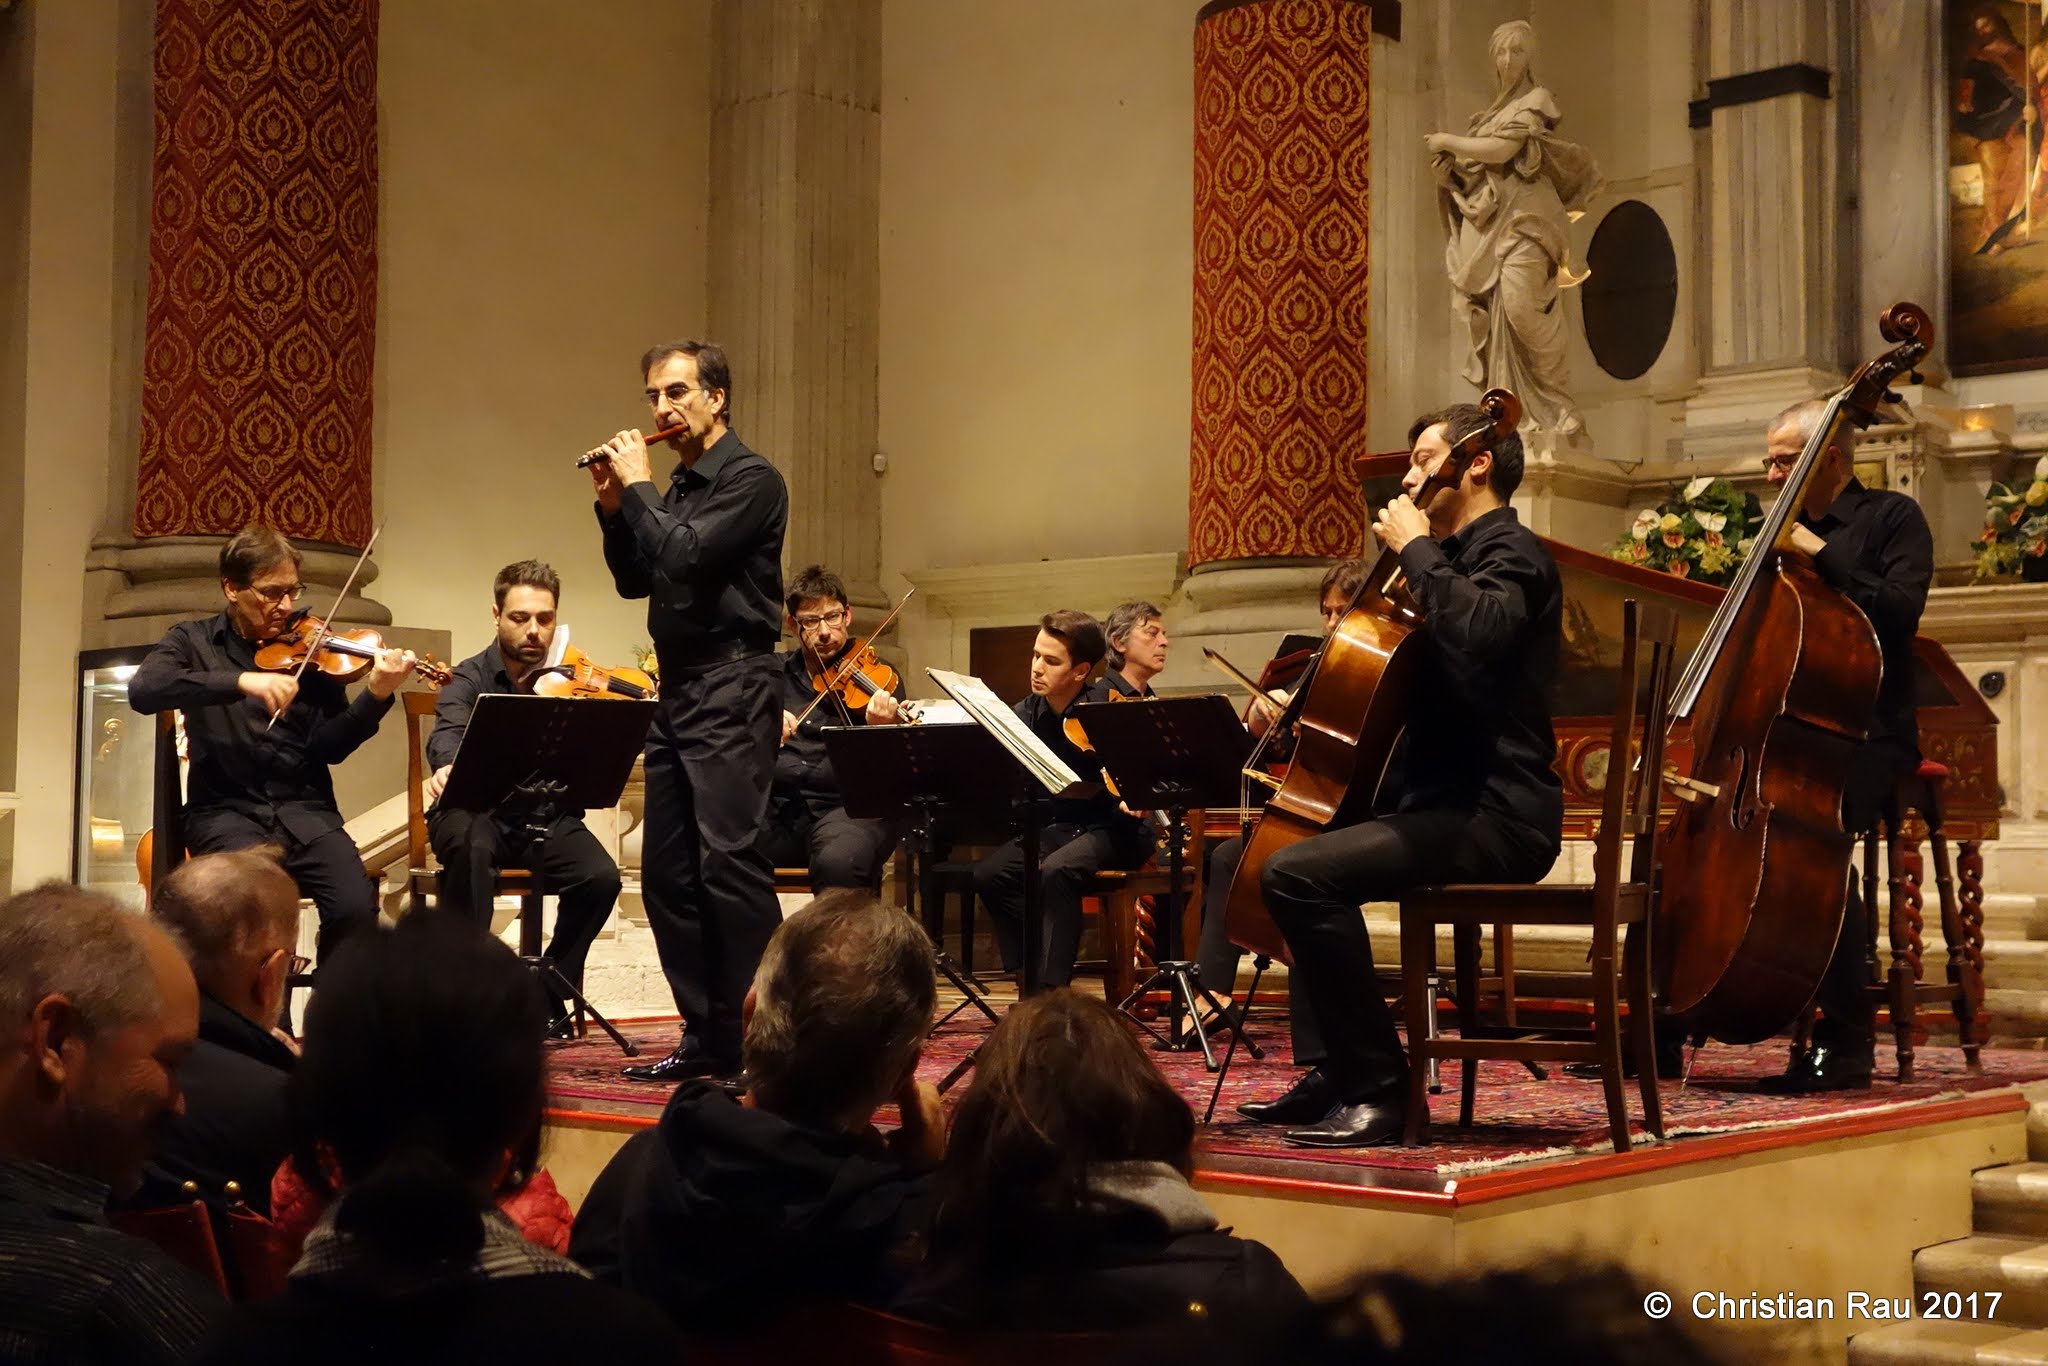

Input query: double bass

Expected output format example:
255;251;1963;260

1224;388;1523;961
1654;301;1932;1042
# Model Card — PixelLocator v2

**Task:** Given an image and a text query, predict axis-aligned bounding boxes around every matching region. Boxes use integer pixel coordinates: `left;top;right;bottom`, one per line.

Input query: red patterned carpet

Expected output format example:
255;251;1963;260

544;1006;2048;1178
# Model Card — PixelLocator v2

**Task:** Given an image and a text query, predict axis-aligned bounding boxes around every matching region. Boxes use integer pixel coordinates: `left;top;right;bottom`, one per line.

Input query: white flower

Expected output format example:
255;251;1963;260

2035;455;2048;483
1682;476;1714;502
1630;508;1659;541
1697;510;1727;533
1738;537;1756;553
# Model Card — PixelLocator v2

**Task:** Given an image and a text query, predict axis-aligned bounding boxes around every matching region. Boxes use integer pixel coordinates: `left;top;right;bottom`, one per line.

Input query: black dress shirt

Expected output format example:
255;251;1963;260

1103;669;1156;699
1388;506;1564;844
129;612;394;844
425;641;522;773
134;991;294;1216
1015;682;1136;832
0;1155;225;1365
1800;477;1933;749
773;646;907;809
596;430;788;675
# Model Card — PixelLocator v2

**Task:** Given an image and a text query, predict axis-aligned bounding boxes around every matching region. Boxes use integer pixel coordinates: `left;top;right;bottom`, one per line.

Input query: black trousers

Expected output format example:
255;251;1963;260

640;653;783;1066
427;807;620;995
757;796;901;894
1260;809;1557;1100
1812;736;1923;1047
1196;833;1324;1062
974;821;1155;988
184;807;373;964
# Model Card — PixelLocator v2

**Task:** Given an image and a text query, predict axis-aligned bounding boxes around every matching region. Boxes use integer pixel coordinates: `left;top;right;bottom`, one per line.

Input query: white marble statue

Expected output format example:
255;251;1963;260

1427;20;1603;448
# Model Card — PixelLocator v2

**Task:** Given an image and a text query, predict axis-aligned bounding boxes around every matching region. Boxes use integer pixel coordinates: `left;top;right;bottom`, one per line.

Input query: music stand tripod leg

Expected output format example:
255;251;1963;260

906;801;997;1028
1202;953;1270;1124
516;800;638;1059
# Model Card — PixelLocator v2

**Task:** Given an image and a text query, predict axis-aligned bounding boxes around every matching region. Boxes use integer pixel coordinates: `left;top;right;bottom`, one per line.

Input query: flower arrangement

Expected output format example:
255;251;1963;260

1608;476;1763;587
632;643;660;684
1970;457;2048;582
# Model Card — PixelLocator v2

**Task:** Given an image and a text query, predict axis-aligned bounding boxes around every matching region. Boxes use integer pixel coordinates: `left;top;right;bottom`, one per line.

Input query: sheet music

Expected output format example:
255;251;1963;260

926;668;1086;798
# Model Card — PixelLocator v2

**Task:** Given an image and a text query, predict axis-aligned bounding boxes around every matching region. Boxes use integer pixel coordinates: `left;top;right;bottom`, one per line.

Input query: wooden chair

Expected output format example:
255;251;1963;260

220;1186;298;1302
1793;758;1988;1082
401;691;542;953
109;1194;232;1298
1399;599;1677;1152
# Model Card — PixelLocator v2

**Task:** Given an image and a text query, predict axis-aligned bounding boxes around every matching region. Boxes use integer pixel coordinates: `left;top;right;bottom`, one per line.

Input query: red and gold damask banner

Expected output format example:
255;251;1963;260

1189;0;1370;568
134;0;378;549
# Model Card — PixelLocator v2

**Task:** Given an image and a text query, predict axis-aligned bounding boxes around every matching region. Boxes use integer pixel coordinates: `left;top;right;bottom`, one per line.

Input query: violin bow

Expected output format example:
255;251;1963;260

789;587;918;729
263;524;383;733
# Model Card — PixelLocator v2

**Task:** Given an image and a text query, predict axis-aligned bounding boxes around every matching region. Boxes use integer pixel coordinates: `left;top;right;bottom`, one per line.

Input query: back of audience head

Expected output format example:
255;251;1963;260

933;988;1193;1264
744;888;937;1129
0;881;198;1192
1238;1263;1738;1366
150;847;300;1027
290;914;545;1271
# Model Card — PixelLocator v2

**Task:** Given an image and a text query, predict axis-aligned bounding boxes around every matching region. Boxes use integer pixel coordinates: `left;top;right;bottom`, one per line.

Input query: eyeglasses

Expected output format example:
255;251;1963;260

795;608;848;632
245;582;306;604
1761;454;1800;472
644;383;700;406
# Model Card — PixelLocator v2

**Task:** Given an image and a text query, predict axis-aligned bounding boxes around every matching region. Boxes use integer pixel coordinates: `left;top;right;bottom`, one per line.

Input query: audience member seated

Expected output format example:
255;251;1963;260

571;888;942;1329
0;881;225;1364
127;849;301;1216
894;988;1307;1334
1229;1262;1739;1366
195;915;684;1363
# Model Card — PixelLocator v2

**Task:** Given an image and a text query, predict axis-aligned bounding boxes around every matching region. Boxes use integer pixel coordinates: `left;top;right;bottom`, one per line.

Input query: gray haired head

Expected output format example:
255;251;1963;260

1768;397;1856;455
0;882;177;1036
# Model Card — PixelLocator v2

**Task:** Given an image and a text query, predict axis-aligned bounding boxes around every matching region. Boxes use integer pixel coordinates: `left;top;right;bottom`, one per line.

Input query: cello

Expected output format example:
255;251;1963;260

1653;301;1932;1043
1224;388;1523;961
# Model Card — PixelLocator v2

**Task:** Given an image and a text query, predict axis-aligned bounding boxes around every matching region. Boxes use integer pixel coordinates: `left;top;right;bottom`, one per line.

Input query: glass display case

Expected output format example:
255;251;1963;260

75;645;160;910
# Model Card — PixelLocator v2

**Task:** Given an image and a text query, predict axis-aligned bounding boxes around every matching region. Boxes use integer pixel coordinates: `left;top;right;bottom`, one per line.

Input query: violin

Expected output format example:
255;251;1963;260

531;643;655;701
254;612;452;688
1651;302;1930;1043
810;640;903;715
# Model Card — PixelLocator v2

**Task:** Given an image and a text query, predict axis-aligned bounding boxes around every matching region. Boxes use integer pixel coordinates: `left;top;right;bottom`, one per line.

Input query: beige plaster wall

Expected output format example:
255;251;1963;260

371;1;713;666
877;0;1194;589
0;4;34;795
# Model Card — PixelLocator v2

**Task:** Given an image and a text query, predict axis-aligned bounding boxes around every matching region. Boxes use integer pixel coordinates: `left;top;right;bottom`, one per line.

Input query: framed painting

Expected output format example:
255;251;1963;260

1947;0;2048;375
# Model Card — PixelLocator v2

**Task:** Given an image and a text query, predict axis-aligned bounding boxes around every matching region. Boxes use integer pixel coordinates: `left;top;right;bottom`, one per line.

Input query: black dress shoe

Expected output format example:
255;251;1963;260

543;1011;578;1043
1284;1095;1408;1148
1757;1040;1873;1095
621;1040;731;1084
1237;1067;1341;1126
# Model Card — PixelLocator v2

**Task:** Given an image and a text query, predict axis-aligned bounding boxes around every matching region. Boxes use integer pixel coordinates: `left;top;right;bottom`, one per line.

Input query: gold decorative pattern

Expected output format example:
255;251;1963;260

135;0;378;549
1190;0;1371;567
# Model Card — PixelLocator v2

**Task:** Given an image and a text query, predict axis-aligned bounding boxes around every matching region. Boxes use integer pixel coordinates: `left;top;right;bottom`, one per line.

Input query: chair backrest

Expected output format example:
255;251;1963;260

1591;599;1682;901
109;1198;232;1298
222;1205;299;1302
144;710;187;897
402;690;437;869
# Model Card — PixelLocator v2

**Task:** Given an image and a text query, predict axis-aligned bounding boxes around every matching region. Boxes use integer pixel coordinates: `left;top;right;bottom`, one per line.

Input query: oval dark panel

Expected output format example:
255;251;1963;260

1581;199;1678;382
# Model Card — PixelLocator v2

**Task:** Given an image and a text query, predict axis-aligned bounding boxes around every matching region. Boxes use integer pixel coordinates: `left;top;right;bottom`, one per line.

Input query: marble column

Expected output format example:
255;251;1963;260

1681;0;1850;462
707;0;883;607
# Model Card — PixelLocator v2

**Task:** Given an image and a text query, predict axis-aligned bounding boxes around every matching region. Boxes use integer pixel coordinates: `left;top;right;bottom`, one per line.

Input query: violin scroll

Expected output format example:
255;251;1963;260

1476;387;1523;440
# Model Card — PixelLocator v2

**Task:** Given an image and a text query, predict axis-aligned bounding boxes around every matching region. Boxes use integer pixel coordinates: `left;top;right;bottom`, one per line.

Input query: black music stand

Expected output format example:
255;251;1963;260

1068;694;1262;1071
440;694;655;1057
825;722;1012;1032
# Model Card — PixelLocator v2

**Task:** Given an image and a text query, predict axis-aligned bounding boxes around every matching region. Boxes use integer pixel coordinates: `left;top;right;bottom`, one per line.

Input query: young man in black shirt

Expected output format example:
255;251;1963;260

1103;600;1171;699
130;525;416;960
762;565;909;894
424;561;621;1032
1760;398;1934;1094
1236;404;1564;1148
587;340;788;1083
972;610;1156;989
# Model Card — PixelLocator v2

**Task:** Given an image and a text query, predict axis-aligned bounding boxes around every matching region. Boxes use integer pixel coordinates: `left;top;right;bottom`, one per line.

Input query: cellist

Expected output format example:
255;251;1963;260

1758;399;1933;1094
1237;404;1565;1149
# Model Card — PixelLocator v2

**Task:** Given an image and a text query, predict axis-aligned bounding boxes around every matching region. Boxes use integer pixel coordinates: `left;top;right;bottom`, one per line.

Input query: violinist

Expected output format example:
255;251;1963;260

1757;399;1933;1094
129;525;417;961
972;610;1155;989
423;561;621;1036
760;565;908;893
1103;600;1170;698
1234;404;1563;1148
588;339;788;1086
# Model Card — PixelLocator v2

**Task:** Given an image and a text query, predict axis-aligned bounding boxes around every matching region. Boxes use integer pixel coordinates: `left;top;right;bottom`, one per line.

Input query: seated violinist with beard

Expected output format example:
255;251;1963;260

759;565;908;894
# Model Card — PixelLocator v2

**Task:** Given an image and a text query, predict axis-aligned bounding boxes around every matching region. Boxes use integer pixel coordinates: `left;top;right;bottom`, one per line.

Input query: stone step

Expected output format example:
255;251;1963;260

1987;991;2048;1040
1915;1235;2048;1328
1988;944;2048;995
1977;1165;2048;1239
2029;1105;2048;1165
1851;1321;2048;1364
1982;895;2048;946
